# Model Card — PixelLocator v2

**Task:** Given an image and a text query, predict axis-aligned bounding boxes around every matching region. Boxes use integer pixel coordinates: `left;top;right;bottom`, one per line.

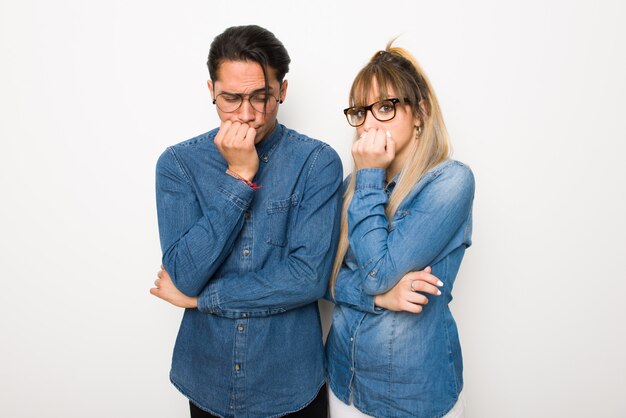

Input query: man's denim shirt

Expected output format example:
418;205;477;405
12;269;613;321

326;160;474;418
156;123;342;418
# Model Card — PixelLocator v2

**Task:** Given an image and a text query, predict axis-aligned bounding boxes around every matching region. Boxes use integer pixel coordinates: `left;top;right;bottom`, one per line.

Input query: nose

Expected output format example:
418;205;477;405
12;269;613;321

237;98;255;123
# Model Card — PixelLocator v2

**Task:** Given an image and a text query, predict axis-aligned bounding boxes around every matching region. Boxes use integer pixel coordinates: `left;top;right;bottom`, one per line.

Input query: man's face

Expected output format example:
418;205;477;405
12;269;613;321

208;60;288;144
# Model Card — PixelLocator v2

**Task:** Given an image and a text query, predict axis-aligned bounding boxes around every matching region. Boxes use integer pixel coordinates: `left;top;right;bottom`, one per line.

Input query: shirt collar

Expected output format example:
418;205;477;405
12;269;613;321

385;172;400;194
255;122;284;164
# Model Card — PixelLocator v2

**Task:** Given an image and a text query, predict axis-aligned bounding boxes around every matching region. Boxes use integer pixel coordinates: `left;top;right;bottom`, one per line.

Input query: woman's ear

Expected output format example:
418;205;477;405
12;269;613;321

418;99;429;117
413;99;429;127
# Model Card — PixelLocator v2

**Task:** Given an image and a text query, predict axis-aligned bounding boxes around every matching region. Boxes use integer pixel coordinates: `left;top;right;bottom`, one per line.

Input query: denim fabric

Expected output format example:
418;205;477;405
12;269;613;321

156;123;342;418
326;160;474;418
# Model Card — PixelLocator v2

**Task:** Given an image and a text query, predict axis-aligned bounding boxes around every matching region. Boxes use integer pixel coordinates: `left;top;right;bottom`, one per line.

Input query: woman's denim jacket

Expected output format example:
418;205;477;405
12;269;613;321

156;124;342;418
326;160;474;418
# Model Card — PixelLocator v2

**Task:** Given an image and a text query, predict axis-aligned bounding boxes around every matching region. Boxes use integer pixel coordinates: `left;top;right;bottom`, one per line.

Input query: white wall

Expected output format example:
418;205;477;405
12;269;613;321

1;1;625;417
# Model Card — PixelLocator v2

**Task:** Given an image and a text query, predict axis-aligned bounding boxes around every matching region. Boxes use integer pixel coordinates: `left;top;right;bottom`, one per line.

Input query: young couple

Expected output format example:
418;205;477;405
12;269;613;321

151;25;474;418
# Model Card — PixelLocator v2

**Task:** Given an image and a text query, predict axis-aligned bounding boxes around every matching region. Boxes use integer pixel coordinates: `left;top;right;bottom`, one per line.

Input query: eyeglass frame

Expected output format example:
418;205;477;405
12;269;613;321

212;83;284;114
343;97;411;127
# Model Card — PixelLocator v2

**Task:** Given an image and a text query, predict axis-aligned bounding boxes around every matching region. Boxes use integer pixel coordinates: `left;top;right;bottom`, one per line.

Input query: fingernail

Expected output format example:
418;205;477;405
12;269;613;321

385;130;391;138
437;290;442;295
437;280;444;287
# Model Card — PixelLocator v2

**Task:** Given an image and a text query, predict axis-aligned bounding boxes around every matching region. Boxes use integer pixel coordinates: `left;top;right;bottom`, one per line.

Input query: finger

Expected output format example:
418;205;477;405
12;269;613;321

244;126;257;146
354;136;366;157
234;122;250;142
365;130;383;155
159;269;172;281
222;122;242;147
361;133;375;155
373;129;386;146
405;270;443;287
215;120;232;145
402;302;423;314
154;278;161;287
368;131;380;152
406;291;429;305
356;131;368;145
149;287;159;297
359;137;368;155
385;130;396;159
410;280;441;296
352;139;359;156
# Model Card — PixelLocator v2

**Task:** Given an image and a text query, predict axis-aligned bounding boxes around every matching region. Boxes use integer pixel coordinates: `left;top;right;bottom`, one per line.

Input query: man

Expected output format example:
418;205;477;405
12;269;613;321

150;25;342;417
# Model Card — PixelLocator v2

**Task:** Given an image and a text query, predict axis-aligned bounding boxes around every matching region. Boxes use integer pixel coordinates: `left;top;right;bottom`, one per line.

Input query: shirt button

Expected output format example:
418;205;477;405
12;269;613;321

369;270;376;278
242;313;248;318
350;337;354;342
238;324;244;332
243;249;250;257
262;155;269;163
235;364;241;371
244;211;251;220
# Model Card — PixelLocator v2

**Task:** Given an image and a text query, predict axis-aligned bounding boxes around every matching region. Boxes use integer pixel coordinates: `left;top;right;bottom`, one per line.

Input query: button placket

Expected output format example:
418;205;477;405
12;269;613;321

232;313;249;410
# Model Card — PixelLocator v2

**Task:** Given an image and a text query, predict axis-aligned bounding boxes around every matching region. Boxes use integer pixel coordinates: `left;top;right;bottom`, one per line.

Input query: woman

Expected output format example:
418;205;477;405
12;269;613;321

325;45;474;418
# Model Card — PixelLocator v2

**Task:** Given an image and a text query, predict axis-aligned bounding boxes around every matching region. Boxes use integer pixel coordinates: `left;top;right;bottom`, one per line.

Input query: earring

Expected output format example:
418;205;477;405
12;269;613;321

415;125;422;140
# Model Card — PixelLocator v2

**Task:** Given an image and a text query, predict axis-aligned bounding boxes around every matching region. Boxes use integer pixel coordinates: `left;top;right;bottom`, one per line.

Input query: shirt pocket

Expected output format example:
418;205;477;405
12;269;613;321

265;193;299;247
389;209;411;232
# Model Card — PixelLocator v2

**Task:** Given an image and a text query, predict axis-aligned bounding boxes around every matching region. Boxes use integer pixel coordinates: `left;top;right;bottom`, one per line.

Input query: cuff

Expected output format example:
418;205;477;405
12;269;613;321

354;168;386;190
197;282;221;314
361;289;382;314
217;171;256;211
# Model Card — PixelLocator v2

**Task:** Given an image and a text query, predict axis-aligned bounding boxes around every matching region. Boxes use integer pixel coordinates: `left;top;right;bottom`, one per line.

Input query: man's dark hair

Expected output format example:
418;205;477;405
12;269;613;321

207;25;291;93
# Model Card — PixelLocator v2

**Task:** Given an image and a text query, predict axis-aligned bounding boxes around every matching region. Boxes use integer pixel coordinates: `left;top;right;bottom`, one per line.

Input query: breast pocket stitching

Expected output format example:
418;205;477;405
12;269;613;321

266;193;299;246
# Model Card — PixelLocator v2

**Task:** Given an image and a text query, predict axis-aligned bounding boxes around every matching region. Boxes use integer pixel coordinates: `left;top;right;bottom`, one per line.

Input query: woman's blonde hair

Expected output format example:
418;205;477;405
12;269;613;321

329;42;451;296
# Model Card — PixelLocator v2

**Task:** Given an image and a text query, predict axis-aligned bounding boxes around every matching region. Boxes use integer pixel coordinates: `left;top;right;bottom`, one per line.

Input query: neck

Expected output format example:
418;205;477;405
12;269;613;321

255;120;278;146
386;148;409;183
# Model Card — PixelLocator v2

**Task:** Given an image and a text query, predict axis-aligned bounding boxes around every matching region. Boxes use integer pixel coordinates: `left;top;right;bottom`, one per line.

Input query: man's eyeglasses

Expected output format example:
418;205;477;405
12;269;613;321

213;89;281;114
343;98;410;127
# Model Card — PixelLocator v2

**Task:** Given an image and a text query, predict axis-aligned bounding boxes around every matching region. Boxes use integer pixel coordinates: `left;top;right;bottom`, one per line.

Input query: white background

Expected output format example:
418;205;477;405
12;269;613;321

1;0;625;417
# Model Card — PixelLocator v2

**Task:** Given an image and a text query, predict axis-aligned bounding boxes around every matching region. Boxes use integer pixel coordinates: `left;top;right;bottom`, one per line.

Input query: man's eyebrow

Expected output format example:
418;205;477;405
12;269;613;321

219;86;276;95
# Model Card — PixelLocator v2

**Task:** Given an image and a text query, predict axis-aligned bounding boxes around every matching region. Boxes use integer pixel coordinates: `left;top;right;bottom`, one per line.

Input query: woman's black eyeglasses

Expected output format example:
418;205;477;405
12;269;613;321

343;98;410;127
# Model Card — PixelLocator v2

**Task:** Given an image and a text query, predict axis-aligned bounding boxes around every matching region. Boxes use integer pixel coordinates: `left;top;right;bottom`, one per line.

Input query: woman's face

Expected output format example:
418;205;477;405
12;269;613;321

356;83;420;165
